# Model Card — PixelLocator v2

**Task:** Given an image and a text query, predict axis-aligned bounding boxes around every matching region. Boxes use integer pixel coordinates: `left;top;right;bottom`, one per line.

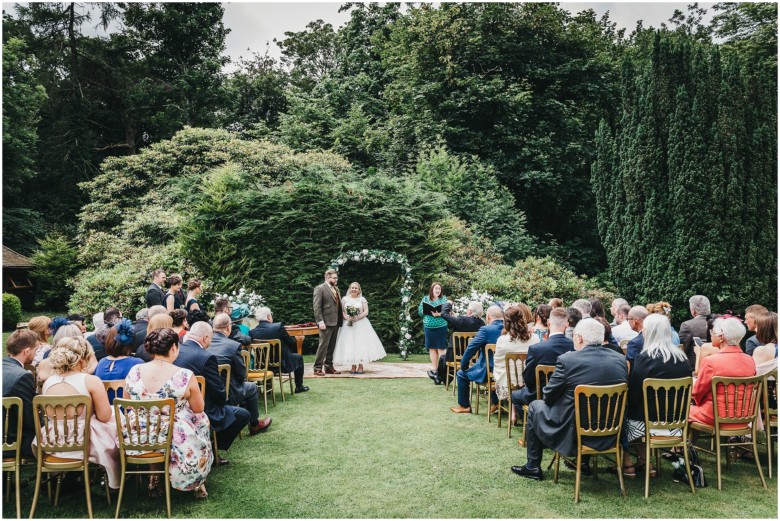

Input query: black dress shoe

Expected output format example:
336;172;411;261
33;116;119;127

511;465;544;481
427;370;439;384
295;386;310;393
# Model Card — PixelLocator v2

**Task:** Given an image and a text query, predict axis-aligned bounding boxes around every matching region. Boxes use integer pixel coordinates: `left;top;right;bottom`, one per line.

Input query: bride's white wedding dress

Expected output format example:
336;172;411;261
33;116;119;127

333;296;386;365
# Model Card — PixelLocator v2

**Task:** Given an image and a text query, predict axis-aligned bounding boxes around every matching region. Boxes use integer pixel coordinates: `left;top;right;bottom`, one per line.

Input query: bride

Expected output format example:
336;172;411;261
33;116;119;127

333;282;386;374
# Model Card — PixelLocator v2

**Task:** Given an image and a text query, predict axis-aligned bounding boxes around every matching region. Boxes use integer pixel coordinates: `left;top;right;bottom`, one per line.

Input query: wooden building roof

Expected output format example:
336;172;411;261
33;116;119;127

2;246;35;268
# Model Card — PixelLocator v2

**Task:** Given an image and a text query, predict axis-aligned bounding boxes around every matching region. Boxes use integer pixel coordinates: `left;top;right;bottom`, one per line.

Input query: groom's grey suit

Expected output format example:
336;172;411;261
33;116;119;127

313;281;343;372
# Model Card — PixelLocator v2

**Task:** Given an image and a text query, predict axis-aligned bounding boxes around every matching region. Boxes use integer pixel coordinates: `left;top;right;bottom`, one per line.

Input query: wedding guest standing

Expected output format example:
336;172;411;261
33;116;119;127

313;269;343;376
185;279;203;312
164;274;184;311
418;282;449;378
146;269;167;308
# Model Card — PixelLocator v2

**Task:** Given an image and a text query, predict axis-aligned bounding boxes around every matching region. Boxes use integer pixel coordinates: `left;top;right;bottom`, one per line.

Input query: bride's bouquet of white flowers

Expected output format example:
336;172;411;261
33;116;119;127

345;305;361;326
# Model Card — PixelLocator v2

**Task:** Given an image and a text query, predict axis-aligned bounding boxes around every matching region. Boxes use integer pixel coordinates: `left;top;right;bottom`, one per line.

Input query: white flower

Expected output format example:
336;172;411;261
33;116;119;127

405;333;411;339
362;249;368;254
337;259;344;265
402;296;409;303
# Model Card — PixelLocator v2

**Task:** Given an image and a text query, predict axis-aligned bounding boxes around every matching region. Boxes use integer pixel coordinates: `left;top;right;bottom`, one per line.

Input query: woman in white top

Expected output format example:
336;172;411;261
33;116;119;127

752;312;778;375
493;305;539;403
333;282;386;374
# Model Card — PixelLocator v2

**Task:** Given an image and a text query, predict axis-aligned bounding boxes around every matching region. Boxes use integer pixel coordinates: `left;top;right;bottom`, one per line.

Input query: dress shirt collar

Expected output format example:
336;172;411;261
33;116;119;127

548;331;564;337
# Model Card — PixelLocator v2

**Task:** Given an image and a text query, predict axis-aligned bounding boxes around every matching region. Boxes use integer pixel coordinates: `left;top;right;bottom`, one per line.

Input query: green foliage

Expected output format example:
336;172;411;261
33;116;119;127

30;233;80;309
711;2;777;69
2;294;23;331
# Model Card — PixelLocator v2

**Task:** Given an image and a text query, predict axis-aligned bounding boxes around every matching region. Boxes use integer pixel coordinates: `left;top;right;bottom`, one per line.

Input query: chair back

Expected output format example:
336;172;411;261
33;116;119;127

103;379;126;404
485;344;496;385
535;364;556;400
504;352;527;391
642;377;693;431
452;332;475;362
574;383;627;439
249;342;271;372
2;397;23;462
240;350;250;376
619;339;629;355
764;368;778;417
32;394;92;461
195;375;205;395
114;397;175;455
217;364;231;399
711;375;763;426
261;339;284;373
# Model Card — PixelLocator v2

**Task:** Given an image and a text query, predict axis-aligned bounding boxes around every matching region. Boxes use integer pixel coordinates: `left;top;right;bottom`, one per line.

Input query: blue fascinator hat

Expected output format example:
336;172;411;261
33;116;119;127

115;318;135;346
230;304;250;321
48;316;71;336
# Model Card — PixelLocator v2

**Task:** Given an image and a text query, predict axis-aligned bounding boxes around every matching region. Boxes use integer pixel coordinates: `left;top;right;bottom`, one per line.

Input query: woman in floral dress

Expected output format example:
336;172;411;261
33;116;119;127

124;328;213;498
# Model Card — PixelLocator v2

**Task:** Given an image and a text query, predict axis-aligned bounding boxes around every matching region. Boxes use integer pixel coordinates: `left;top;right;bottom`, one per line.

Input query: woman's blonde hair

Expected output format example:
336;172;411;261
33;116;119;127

348;282;362;297
647;301;673;318
51;324;82;348
28;316;52;343
147;313;174;335
48;336;91;374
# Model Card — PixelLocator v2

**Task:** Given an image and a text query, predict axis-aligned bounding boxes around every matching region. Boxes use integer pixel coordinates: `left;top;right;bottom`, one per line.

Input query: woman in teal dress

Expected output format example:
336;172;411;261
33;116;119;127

418;282;449;379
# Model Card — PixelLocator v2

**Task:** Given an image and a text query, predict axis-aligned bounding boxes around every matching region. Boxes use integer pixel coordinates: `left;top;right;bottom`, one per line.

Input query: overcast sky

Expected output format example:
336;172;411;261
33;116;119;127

223;2;716;68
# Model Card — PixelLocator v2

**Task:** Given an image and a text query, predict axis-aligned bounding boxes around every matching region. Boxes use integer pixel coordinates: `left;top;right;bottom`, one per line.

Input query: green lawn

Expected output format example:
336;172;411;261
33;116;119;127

6;375;777;518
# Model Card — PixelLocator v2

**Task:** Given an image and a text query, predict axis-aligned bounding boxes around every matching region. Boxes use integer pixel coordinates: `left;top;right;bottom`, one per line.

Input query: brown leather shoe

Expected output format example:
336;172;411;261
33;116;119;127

313;369;325;376
450;405;472;414
248;417;272;435
489;404;499;415
325;368;341;375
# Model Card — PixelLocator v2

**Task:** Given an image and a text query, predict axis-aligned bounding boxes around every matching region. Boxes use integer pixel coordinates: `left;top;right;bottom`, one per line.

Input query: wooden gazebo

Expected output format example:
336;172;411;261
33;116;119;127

2;246;35;308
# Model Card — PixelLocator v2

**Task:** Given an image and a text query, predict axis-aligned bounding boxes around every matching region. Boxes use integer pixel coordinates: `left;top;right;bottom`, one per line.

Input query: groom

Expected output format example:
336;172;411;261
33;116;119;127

313;268;343;376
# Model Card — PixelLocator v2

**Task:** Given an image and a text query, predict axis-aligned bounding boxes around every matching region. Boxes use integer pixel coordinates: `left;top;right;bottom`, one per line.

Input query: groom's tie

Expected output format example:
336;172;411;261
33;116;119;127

329;285;339;303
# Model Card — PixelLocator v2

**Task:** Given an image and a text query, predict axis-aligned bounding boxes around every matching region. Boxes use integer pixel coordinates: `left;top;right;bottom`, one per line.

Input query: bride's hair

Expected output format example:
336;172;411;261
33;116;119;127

348;282;362;296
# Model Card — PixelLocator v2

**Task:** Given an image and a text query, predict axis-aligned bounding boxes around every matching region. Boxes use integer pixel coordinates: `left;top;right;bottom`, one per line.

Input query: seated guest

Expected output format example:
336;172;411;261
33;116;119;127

690;317;756;426
531;305;552;343
596;317;623;356
646;301;681;345
170;309;189;340
67;313;87;334
250;307;308;393
494;305;539;412
621;314;691;477
28;315;52;366
450;305;504;414
87;308;122;362
103;307;122;327
40;337;120;490
174;321;251;464
572;299;592;319
548;298;563;309
511;319;628;480
679;295;711;371
609;298;629;327
94;319;144;403
3;330;38;457
39;323;97;381
625;306;649;363
135;313;174;362
209;313;273;433
185;279;203;313
696;313;739;370
85;312;103;339
214;298;251;346
131;308;150;353
611;304;638;344
564;307;581;340
744;305;770;355
430;301;485;385
124;328;212;499
751;311;777;375
187;309;211;330
512;307;574;413
589;298;607;320
164;274;183;311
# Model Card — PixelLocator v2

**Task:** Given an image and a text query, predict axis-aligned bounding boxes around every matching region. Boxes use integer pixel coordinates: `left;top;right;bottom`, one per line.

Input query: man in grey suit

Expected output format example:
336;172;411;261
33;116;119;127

511;319;628;481
2;330;38;458
678;294;711;370
313;268;343;376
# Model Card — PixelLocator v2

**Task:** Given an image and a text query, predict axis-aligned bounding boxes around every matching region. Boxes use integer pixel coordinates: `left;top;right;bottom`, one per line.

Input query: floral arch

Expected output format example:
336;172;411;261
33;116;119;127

330;249;414;358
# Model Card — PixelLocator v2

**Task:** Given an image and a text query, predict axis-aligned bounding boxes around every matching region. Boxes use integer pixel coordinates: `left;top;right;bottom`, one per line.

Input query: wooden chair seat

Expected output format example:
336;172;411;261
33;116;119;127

690;421;751;434
42;454;83;464
247;370;274;379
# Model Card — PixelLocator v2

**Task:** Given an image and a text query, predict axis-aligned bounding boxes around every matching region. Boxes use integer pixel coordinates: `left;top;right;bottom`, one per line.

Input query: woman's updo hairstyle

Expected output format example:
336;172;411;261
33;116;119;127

48;336;91;374
187;279;201;291
502;305;532;343
167;274;182;288
169;309;187;327
145;328;179;357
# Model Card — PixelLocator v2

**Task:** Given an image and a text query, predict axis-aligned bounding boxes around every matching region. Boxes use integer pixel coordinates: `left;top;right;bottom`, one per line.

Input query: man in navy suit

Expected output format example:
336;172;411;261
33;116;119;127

2;330;38;458
450;305;504;414
145;269;166;308
625;305;648;363
511;307;574;412
429;301;486;385
174;321;252;464
249;307;308;393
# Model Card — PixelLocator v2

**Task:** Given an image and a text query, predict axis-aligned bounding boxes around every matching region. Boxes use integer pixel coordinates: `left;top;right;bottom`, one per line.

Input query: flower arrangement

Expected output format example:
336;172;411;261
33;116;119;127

331;249;414;358
345;305;361;326
212;287;266;315
451;289;510;315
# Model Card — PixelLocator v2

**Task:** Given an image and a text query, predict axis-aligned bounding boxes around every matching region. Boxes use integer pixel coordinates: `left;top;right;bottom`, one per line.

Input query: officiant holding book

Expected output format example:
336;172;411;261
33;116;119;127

418;282;449;377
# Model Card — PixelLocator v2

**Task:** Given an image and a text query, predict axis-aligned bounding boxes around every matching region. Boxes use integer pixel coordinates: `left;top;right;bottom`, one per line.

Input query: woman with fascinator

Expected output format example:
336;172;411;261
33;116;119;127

94;319;145;403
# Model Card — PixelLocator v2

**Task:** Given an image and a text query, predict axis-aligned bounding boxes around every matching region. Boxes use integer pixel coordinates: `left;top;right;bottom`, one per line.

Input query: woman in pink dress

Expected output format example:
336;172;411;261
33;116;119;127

37;336;121;489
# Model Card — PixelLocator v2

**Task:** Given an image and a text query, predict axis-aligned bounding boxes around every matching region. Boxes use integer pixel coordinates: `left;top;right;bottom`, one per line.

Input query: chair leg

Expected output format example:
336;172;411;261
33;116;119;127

278;373;285;402
29;465;43;519
553;452;560;483
682;442;695;494
5;470;10;502
574;452;582;503
84;467;93;519
644;442;651;498
475;385;481;415
520;407;528;447
164;461;172;518
15;466;21;519
262;383;268;415
507;403;512;438
270;380;276;406
289;373;294;396
715;435;723;490
617;448;626;498
497;399;502;428
54;473;62;507
752;434;767;489
114;471;126;518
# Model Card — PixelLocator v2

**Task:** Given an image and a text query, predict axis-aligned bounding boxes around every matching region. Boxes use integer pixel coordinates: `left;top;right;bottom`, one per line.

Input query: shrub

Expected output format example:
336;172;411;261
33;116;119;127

31;232;80;309
2;293;22;331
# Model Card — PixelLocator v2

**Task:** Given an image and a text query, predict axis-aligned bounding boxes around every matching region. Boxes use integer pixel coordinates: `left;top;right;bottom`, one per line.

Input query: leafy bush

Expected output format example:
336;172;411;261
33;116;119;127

3;293;22;331
31;232;80;309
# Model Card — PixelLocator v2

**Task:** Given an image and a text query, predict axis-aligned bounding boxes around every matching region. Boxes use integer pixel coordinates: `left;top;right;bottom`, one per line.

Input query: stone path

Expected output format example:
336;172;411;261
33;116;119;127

303;361;431;378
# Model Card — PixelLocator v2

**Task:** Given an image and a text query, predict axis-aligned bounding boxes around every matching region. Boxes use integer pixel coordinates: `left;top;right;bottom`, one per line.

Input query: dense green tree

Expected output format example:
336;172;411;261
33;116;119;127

31;232;80;308
222;52;289;133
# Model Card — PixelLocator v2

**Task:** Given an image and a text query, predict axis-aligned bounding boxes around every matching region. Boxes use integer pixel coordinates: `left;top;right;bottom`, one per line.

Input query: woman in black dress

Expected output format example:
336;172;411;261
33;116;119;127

185;279;202;312
164;274;183;311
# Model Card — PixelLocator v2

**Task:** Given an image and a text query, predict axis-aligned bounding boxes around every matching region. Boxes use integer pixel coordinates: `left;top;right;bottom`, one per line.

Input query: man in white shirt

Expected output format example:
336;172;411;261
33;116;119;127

611;303;638;344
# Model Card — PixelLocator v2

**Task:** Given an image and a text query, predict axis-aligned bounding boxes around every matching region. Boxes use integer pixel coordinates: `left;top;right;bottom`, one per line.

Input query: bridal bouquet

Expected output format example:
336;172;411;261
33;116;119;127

345;305;361;326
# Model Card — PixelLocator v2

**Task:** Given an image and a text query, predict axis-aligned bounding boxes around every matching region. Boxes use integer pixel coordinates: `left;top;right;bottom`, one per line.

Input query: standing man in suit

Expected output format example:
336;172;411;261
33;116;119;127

450;305;505;414
678;295;711;370
146;269;166;308
209;314;272;435
313;268;342;376
2;330;38;458
511;319;628;480
429;301;485;385
174;321;252;465
511;307;574;412
249;307;309;393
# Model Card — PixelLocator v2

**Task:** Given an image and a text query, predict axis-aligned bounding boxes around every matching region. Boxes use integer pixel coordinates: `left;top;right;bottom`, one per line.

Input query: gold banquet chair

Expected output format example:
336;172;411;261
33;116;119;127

501;352;526;435
519;364;556;447
619;339;629;356
689;375;766;490
553;383;628;503
113;397;175;518
102;380;126;404
217;364;231;400
472;344;496;417
195;376;223;463
244;343;275;414
448;332;476;394
760;369;778;478
641;377;695;497
263;339;294;401
3;397;23;518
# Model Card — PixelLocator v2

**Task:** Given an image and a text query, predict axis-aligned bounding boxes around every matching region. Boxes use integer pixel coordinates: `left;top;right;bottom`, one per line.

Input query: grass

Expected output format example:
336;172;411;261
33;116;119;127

6;374;778;518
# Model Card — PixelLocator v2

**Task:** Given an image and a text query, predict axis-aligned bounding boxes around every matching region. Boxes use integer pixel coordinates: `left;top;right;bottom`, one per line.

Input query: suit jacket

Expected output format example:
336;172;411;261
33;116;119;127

535;345;628;457
2;357;36;456
174;339;234;432
207;332;247;406
249;322;297;372
441;307;485;354
522;333;574;397
146;283;165;308
131;320;148;353
313;282;342;327
87;334;107;361
691;345;756;426
745;335;761;356
626;332;644;362
679;315;708;370
229;324;252;346
460;320;504;383
626;351;692;421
